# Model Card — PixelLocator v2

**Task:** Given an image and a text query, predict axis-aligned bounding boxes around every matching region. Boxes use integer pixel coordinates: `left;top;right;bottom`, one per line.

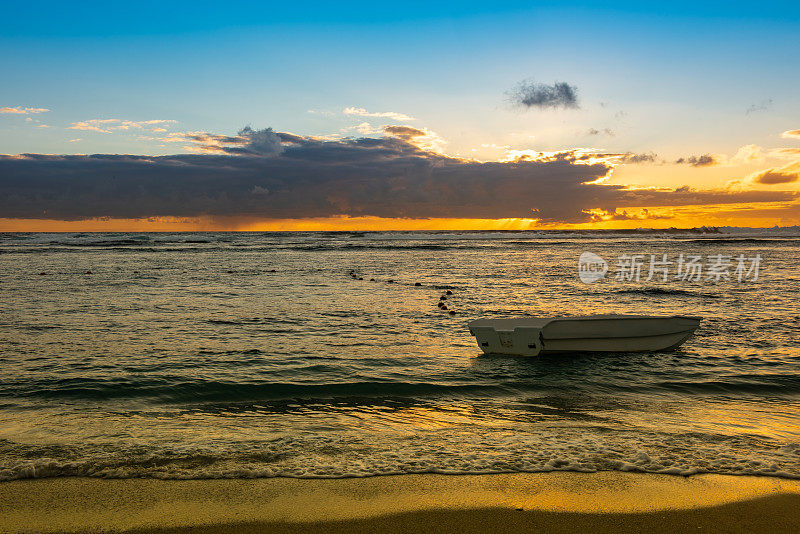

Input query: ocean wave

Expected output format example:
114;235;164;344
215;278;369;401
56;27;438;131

2;431;798;482
0;243;487;254
612;288;721;298
48;239;154;247
6;372;799;403
504;240;573;247
681;238;800;245
2;378;506;402
205;317;301;326
0;246;220;254
653;376;800;393
287;244;487;251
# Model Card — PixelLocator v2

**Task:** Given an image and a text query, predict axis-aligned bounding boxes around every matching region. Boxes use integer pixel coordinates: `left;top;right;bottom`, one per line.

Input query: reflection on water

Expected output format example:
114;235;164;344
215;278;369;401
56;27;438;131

0;231;799;480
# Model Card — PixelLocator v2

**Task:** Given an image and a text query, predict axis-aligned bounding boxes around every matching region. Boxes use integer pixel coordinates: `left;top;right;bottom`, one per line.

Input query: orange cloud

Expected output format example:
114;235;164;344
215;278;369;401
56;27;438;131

68;119;177;133
0;107;49;114
383;125;445;152
343;107;416;121
750;160;800;185
752;169;799;184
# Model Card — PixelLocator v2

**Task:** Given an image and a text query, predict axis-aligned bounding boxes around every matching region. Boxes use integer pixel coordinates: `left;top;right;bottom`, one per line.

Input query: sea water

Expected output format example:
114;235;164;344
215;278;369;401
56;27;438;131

1;230;799;480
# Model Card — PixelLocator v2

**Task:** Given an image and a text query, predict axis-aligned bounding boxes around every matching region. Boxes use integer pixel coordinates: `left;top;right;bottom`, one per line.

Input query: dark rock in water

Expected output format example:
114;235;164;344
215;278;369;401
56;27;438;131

38;272;47;276
269;269;277;273
441;305;448;310
446;290;453;295
449;310;456;315
227;270;234;274
370;278;376;282
358;277;364;280
440;296;447;301
414;282;422;286
85;270;92;274
133;270;139;274
387;279;394;283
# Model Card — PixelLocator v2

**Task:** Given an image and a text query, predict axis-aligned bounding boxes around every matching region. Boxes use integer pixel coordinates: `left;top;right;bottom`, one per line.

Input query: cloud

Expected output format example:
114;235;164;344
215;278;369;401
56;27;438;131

586;128;615;136
730;144;765;165
619;152;657;164
750;160;800;185
585;208;671;222
748;129;800;183
1;107;49;114
751;169;799;184
503;150;656;166
0;127;795;224
177;126;284;155
383;125;445;152
68;119;119;133
509;80;579;110
68;119;177;133
771;148;800;159
343;107;416;121
355;122;378;135
675;154;718;167
746;99;773;114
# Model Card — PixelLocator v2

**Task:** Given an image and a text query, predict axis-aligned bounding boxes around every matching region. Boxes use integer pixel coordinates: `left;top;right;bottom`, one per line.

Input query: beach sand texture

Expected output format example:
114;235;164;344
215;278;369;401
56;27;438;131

2;472;800;533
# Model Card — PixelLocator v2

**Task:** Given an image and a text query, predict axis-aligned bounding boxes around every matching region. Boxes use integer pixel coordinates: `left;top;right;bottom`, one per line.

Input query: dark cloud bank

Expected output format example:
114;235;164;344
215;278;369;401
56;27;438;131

0;127;794;224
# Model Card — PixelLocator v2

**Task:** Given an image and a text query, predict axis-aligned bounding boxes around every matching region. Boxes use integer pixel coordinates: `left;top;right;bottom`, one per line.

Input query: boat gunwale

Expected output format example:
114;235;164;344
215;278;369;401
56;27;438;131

541;328;699;341
469;314;703;328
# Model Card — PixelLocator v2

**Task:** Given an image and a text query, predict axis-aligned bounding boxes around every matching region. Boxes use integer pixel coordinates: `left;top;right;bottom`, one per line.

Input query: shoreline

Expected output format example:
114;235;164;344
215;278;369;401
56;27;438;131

2;472;800;533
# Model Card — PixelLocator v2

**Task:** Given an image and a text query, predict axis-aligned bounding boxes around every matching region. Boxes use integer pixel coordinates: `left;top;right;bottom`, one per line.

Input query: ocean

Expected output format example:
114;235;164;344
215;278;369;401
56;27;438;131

1;230;799;481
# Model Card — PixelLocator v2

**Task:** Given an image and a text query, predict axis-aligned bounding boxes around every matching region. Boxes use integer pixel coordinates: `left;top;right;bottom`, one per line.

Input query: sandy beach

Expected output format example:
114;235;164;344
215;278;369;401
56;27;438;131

2;472;800;533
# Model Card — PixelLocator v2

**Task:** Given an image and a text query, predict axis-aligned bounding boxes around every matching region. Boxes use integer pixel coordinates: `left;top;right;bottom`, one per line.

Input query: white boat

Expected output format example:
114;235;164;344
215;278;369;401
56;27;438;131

468;315;701;356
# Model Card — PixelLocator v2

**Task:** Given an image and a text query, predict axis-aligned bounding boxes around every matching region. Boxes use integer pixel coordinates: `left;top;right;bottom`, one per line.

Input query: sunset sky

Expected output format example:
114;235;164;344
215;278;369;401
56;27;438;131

1;1;799;230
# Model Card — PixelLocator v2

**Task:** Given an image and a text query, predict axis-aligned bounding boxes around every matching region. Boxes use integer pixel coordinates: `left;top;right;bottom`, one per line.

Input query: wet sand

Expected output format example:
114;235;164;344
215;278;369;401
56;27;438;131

2;472;799;533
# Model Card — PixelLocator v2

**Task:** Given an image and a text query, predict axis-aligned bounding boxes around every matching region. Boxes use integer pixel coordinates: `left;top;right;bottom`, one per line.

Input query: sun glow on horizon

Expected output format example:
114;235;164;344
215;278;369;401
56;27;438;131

3;199;800;233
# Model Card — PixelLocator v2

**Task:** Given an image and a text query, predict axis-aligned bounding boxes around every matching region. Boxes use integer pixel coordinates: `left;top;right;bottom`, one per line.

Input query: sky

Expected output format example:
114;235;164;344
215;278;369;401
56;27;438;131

1;1;799;230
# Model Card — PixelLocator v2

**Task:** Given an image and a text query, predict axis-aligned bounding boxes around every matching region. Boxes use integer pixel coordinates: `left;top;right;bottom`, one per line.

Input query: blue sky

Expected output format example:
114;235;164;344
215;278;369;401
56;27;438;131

3;2;799;36
1;1;799;228
2;2;798;153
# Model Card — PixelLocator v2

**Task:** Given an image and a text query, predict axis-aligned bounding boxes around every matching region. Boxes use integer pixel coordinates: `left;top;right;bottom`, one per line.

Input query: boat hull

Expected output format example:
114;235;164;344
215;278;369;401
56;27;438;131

468;315;701;356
